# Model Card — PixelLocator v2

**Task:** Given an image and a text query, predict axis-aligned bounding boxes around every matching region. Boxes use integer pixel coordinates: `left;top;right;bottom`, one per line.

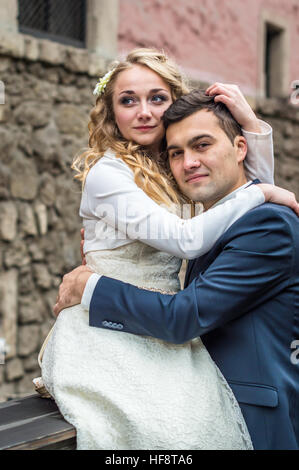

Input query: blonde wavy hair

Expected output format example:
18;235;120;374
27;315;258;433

72;48;191;206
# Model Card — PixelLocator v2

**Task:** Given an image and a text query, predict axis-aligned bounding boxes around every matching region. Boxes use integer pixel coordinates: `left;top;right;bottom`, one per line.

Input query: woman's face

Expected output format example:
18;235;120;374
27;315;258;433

112;64;173;152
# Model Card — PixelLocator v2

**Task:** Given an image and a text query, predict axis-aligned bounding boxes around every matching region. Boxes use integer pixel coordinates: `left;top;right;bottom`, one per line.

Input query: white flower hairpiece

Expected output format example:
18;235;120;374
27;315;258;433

93;69;115;96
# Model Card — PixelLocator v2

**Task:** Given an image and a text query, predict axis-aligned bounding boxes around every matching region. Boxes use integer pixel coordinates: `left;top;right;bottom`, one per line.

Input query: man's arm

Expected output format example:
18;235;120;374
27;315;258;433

88;205;296;344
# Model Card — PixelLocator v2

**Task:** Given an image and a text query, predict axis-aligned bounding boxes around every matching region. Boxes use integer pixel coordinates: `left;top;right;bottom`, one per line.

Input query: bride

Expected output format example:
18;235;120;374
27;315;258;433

38;48;292;450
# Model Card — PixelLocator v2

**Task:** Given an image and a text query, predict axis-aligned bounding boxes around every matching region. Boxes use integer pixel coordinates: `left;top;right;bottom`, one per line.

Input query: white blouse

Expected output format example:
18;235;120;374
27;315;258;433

80;120;273;260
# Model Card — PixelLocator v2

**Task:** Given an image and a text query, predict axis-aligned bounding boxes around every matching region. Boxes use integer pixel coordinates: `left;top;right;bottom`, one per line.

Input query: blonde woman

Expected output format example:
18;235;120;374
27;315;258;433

39;49;295;450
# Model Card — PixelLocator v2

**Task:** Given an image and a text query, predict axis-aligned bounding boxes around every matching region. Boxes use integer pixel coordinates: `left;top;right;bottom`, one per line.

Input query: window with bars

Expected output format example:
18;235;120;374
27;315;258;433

18;0;86;48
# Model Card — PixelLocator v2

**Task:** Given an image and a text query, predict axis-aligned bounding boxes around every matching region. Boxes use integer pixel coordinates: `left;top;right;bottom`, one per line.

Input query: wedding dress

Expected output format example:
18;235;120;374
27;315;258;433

42;242;253;450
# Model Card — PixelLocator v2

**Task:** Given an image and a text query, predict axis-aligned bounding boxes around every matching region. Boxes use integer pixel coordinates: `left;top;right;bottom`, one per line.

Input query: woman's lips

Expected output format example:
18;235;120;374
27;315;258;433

134;126;157;131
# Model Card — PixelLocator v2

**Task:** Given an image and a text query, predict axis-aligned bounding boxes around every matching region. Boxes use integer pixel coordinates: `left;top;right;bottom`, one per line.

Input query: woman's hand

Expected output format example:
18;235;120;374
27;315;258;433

206;83;261;133
258;184;299;216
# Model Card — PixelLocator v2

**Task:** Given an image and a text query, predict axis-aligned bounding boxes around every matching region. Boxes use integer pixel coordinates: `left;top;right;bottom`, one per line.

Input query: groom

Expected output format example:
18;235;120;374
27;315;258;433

54;91;299;450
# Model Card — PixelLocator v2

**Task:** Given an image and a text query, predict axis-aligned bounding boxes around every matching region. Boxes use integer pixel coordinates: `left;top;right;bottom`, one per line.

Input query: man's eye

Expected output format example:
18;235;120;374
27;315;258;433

195;143;209;150
170;151;182;158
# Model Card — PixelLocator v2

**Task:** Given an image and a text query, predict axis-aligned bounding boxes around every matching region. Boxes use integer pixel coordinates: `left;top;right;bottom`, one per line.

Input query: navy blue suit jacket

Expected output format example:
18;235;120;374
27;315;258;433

89;203;299;450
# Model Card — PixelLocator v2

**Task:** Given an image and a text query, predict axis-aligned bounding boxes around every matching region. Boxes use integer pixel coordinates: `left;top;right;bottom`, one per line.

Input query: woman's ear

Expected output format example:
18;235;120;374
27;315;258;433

234;136;247;163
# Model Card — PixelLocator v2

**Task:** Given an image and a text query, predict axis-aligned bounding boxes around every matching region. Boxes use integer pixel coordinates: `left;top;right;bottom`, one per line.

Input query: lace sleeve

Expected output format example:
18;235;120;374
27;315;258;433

243;120;274;184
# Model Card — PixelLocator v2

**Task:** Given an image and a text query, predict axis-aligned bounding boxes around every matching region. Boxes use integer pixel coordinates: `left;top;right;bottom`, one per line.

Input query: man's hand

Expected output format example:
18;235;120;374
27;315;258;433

53;265;94;317
81;228;86;265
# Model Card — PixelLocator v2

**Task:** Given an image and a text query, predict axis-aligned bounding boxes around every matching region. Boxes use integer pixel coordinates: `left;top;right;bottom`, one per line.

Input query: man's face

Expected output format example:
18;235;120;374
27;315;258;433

166;109;247;209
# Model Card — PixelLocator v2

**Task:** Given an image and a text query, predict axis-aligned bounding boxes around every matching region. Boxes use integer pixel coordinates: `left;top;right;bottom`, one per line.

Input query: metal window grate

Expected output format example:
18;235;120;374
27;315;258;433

18;0;86;48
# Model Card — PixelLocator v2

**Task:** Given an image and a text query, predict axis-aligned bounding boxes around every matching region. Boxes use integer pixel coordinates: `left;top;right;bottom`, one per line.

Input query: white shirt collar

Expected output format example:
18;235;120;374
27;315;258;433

210;180;253;209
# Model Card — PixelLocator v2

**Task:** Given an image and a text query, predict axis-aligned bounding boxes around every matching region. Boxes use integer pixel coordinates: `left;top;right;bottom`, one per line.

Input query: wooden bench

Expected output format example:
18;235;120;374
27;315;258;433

0;394;76;450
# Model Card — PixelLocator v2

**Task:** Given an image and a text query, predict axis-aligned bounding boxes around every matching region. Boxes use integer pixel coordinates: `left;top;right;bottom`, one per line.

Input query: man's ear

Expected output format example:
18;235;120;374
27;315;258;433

234;136;247;163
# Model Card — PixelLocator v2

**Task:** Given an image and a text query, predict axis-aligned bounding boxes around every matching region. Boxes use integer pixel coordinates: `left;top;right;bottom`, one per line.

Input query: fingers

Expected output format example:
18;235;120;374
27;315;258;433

213;94;234;107
80;240;86;265
290;195;299;216
53;303;59;317
80;229;86;265
205;83;242;111
206;83;240;97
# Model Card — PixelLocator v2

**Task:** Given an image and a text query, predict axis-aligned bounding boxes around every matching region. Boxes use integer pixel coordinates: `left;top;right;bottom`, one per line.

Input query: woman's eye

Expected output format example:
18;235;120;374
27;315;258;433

151;94;168;103
120;97;136;105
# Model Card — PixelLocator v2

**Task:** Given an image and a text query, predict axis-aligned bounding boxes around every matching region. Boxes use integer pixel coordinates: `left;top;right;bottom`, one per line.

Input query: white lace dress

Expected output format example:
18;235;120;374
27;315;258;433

42;242;253;450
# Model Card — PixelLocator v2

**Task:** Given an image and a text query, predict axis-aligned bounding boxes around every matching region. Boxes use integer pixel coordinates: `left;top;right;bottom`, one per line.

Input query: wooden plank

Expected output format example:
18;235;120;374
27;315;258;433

0;395;76;450
0;395;58;424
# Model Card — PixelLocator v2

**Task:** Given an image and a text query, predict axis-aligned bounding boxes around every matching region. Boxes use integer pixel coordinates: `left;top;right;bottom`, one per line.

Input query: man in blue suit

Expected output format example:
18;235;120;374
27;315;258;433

55;91;299;449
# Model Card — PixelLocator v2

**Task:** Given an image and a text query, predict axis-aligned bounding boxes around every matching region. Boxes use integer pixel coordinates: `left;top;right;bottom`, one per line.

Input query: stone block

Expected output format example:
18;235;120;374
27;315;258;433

32;264;52;290
23;354;39;372
0;269;18;359
0;31;24;58
10;156;39;201
64;48;89;73
23;36;39;61
28;242;44;262
39;174;56;207
18;324;40;357
0;201;17;241
4;240;31;268
16;373;37;397
18;202;38;237
0;126;15;155
18;266;35;295
14;101;51;128
34;202;48;235
39;39;64;65
0;57;12;72
55;104;89;137
19;293;46;324
32;122;61;162
0;163;10;199
0;381;16;402
5;357;24;382
283;138;299;159
0;104;11;123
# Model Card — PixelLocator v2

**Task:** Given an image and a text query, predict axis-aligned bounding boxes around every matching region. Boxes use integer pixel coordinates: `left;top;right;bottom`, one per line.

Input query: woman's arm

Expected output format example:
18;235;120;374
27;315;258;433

82;154;266;260
243;121;274;184
206;83;274;184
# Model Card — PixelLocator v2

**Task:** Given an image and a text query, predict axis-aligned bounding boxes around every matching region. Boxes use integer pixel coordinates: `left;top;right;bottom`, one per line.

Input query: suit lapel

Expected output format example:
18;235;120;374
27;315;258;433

184;239;225;287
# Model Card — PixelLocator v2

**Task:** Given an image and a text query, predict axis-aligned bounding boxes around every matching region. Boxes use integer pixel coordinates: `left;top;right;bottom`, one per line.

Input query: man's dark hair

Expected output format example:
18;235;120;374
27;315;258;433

163;89;242;144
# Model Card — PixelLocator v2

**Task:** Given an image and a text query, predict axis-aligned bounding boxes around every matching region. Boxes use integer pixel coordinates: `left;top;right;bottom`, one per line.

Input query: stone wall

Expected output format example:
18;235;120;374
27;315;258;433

256;99;299;196
0;54;99;401
0;51;298;402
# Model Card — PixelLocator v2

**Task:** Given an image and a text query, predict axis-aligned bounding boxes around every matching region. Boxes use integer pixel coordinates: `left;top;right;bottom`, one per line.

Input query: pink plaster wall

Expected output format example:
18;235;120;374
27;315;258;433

118;0;299;97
